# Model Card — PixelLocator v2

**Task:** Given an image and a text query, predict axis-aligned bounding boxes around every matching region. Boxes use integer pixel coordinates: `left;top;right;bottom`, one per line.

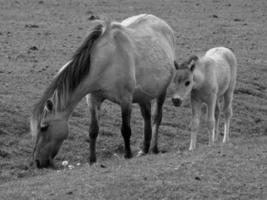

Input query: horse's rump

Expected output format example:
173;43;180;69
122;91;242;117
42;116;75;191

118;14;176;100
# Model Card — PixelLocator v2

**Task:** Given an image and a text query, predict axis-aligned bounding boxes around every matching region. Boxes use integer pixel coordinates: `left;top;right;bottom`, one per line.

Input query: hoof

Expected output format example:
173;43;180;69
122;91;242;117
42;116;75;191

124;152;133;159
136;150;146;157
151;146;159;154
223;140;232;147
189;146;195;151
223;138;230;144
209;141;215;147
89;157;96;165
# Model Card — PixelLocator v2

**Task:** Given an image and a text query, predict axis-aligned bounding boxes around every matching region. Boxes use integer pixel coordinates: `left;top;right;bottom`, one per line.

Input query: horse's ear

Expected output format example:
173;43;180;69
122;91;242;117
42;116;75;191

45;99;53;112
174;61;179;70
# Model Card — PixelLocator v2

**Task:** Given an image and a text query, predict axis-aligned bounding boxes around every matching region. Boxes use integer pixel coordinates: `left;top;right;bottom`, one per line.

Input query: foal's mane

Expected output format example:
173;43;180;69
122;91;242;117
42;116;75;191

31;23;104;128
179;55;199;70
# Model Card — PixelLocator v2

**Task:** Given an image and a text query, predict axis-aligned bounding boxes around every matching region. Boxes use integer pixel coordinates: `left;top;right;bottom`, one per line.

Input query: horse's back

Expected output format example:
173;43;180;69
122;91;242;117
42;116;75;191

121;14;173;32
121;14;175;50
120;14;149;27
119;14;176;101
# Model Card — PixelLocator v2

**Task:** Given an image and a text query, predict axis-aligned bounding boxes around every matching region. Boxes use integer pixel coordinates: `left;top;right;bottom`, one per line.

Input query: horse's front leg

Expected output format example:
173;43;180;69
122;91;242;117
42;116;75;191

137;101;152;157
207;95;216;146
151;92;166;154
190;98;201;151
120;98;133;159
86;95;102;164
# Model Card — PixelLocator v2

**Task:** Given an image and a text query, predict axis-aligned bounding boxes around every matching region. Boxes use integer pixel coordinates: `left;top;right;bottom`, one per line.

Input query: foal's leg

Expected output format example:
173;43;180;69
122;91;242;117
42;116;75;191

190;99;202;150
137;102;152;156
207;95;217;146
87;94;102;164
214;101;220;142
120;100;133;159
151;92;166;154
223;90;233;143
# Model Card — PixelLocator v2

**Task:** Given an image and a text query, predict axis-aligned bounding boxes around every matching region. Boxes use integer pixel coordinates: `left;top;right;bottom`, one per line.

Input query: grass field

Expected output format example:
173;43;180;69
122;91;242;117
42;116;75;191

0;0;267;199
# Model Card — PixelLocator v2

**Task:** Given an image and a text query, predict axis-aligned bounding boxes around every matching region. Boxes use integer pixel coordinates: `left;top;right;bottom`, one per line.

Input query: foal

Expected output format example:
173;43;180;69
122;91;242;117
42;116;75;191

172;47;237;150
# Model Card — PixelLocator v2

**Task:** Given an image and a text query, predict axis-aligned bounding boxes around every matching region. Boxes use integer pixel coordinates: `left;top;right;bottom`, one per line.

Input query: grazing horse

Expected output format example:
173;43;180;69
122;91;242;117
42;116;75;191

171;47;237;150
30;14;177;168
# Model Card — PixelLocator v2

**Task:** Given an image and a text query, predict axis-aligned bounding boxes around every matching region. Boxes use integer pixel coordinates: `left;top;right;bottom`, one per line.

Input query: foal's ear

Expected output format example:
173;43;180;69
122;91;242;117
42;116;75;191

188;55;198;72
45;99;54;112
189;63;196;72
174;61;179;70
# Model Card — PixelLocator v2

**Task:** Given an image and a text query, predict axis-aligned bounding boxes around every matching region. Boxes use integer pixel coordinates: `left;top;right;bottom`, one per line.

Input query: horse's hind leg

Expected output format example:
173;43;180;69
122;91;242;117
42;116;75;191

222;90;233;143
87;94;103;164
137;102;152;156
151;92;166;154
120;98;133;159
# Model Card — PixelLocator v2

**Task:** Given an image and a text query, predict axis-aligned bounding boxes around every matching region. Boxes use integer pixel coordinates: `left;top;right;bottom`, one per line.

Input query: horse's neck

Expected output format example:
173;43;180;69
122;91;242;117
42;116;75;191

53;87;88;120
62;93;85;119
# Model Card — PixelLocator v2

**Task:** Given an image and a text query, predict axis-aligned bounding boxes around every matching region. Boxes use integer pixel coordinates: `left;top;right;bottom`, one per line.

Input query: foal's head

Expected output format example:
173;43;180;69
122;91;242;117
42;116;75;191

172;56;198;107
31;100;69;168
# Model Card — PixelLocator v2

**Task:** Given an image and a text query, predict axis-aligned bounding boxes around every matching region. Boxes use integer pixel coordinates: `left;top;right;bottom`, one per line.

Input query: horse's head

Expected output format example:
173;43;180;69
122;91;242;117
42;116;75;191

172;56;198;107
31;100;69;168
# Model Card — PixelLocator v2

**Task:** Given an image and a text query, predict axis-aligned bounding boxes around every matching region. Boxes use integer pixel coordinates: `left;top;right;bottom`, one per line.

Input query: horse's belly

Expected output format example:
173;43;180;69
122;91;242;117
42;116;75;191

133;64;174;101
127;27;175;102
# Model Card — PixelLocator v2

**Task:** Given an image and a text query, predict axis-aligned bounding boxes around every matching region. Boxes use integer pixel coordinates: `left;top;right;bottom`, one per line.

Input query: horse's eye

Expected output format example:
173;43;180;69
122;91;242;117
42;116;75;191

185;81;190;86
40;124;49;132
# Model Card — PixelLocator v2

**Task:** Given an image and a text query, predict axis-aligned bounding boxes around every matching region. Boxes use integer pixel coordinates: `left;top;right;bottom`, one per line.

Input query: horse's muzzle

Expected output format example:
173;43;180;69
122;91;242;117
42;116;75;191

172;98;182;107
34;156;55;169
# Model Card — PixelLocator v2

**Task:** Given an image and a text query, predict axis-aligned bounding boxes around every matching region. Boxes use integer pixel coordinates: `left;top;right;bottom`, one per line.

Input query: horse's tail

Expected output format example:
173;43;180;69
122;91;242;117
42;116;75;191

92;16;112;36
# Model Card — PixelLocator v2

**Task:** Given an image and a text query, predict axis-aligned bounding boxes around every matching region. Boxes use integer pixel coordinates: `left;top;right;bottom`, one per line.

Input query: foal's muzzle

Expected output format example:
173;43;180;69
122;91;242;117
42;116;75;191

172;98;182;107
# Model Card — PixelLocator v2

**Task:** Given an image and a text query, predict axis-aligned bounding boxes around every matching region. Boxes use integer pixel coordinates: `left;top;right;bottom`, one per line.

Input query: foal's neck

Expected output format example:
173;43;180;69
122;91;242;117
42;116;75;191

192;66;205;90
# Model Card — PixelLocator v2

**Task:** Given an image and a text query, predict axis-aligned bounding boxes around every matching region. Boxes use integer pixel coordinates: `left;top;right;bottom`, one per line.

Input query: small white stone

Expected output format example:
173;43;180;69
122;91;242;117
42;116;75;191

62;160;69;166
68;164;74;169
113;153;120;159
76;163;81;166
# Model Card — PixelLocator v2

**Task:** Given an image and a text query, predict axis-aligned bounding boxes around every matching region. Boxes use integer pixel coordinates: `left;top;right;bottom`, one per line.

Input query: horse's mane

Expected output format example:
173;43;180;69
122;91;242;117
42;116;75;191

31;23;104;133
60;23;103;92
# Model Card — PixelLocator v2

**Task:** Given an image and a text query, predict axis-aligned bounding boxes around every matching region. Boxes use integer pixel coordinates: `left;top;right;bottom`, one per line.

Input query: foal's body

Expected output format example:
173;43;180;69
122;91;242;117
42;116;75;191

172;47;237;150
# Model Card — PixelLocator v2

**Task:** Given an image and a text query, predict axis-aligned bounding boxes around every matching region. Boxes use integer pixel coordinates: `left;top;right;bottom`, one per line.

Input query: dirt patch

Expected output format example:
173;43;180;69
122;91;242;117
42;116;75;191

0;1;267;198
0;137;266;199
